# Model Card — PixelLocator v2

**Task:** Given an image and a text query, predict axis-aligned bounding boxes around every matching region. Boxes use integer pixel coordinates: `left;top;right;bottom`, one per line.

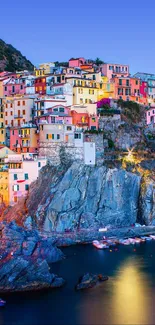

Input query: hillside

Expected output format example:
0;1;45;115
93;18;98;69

0;39;34;72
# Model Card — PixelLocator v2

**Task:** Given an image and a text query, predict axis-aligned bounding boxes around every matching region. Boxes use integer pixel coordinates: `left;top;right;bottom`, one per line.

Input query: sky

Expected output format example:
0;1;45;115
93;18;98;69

1;0;155;75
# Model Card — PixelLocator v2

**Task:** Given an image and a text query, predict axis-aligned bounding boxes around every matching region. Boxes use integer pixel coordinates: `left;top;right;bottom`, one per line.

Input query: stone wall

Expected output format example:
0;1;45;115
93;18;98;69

39;142;83;165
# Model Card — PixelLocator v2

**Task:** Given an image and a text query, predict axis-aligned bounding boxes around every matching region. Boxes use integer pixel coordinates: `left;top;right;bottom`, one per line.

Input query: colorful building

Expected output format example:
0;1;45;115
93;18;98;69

71;110;98;130
0;146;16;205
35;76;47;95
113;76;131;101
146;107;155;125
66;77;98;105
69;58;86;68
46;82;73;106
4;97;34;128
4;154;46;205
10;124;38;154
97;76;115;100
101;63;129;80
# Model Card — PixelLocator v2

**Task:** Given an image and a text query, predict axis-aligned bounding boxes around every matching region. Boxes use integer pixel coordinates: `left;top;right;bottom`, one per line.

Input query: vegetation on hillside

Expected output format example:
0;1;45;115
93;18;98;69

117;99;144;123
0;39;34;72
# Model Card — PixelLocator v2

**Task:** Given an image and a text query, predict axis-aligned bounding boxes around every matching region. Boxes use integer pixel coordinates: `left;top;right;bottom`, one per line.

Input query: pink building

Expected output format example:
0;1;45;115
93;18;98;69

140;81;148;105
36;105;72;125
69;57;86;68
101;63;129;80
5;154;46;205
3;77;26;96
10;125;38;154
146;107;155;125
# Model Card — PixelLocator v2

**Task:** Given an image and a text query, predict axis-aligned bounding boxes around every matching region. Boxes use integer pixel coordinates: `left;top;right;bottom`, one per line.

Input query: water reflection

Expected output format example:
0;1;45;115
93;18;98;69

111;257;152;324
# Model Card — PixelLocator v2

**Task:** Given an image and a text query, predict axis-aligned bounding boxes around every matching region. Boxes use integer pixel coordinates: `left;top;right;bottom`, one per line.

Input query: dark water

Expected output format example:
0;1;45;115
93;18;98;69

1;241;155;325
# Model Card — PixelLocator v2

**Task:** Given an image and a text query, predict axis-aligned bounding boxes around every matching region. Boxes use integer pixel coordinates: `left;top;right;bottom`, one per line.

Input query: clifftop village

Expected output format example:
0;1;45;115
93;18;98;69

0;57;154;206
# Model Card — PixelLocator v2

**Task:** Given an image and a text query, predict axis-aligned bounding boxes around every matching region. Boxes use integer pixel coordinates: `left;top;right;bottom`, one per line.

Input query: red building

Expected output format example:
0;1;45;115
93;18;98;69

71;110;98;130
140;81;148;105
35;76;46;95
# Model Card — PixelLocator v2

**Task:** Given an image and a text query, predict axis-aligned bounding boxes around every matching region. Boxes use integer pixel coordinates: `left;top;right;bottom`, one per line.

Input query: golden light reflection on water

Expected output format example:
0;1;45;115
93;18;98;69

78;256;153;325
111;257;152;324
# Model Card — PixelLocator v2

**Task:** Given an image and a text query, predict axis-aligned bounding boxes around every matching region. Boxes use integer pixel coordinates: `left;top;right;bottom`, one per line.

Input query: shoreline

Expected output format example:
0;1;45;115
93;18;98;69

38;225;155;247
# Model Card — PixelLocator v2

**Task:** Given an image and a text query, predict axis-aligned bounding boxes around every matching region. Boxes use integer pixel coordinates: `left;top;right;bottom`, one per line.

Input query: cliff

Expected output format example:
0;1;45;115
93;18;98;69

3;162;155;232
0;39;34;72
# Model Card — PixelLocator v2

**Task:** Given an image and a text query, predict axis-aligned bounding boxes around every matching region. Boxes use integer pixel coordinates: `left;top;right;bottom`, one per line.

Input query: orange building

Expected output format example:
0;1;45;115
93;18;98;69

71;110;98;130
113;77;131;101
130;78;140;102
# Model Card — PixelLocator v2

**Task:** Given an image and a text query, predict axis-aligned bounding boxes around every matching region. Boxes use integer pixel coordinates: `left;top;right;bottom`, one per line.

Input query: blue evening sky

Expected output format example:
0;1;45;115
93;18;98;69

1;0;155;74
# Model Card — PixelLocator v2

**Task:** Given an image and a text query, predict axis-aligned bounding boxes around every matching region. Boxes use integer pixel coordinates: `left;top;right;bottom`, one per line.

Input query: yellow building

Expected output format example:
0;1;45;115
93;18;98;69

0;98;6;145
66;77;98;105
34;67;45;77
39;62;55;74
97;76;115;100
0;171;9;205
0;146;15;205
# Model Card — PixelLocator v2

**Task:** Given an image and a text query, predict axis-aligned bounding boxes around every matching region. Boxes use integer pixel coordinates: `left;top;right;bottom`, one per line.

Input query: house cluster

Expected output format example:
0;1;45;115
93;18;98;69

0;57;155;206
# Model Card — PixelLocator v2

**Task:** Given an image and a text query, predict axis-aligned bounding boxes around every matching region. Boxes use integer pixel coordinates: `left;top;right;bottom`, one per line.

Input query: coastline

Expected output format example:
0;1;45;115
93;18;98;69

38;225;155;246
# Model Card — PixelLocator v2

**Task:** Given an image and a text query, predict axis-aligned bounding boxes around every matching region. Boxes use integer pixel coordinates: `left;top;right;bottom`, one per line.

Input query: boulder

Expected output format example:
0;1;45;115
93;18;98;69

0;257;65;292
75;273;108;290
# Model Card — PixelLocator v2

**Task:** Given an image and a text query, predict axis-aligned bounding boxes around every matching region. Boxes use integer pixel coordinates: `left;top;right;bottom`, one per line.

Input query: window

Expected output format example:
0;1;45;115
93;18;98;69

13;185;19;191
136;80;138;85
109;66;112;70
24;173;28;180
17;101;20;106
57;134;60;139
25;184;29;191
59;107;64;112
74;133;81;139
53;108;58;112
5;120;8;125
93;75;96;80
5;112;7;116
10;111;13;116
10;103;13;108
14;174;18;180
126;80;129;86
20;85;23;90
6;104;8;108
52;134;54;139
67;126;72;131
85;99;88;103
4;86;7;91
12;130;14;135
62;75;65;80
23;110;25;115
38;162;41;167
92;117;96;122
46;134;49;140
23;101;25;106
119;79;122;85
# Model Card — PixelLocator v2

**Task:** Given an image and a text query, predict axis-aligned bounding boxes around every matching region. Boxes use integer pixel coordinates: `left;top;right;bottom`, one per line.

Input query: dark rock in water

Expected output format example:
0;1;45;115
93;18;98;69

75;273;108;290
0;257;65;293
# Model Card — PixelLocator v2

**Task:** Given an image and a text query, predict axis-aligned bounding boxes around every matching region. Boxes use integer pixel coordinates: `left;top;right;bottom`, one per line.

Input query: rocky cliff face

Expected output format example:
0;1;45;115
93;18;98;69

3;162;155;231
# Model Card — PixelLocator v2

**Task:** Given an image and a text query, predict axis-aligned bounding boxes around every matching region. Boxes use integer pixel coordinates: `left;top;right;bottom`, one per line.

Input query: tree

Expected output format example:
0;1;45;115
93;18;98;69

95;57;104;66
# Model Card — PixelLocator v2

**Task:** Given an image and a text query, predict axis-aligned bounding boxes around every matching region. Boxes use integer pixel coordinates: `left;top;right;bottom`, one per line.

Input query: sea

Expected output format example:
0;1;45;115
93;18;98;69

1;241;155;325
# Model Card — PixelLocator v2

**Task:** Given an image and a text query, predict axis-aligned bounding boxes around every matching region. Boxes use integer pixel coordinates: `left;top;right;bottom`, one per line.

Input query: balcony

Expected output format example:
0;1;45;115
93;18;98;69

14;114;23;118
22;143;30;147
19;134;30;138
